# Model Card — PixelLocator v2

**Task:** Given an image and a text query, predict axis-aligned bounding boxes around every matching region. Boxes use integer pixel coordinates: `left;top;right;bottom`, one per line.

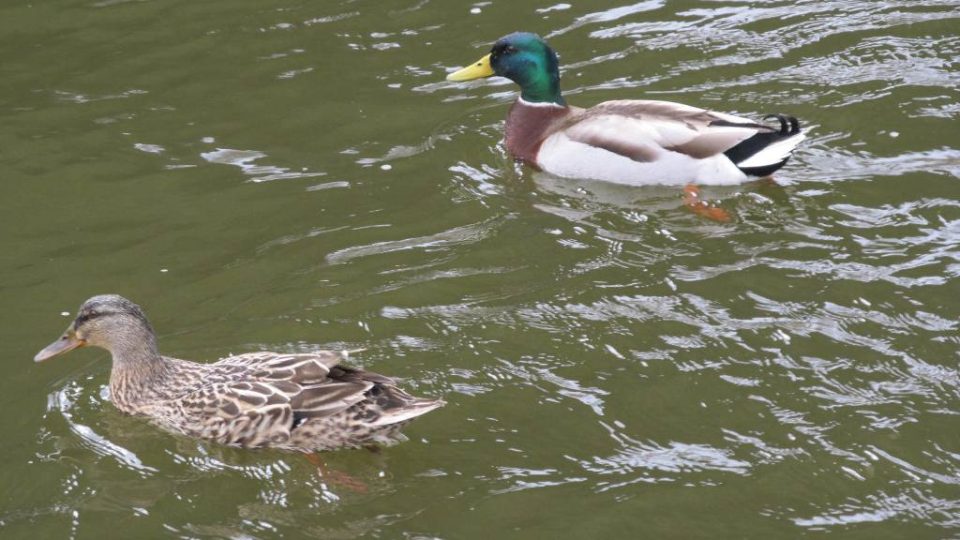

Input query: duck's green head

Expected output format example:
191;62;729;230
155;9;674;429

447;32;564;105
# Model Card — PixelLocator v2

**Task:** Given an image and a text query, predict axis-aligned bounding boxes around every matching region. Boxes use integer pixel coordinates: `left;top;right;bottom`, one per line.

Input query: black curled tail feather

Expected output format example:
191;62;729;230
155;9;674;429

722;114;802;177
761;114;801;137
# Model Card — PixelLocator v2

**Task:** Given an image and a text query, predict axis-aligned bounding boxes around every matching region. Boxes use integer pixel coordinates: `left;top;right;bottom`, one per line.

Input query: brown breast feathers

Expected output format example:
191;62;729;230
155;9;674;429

504;100;573;164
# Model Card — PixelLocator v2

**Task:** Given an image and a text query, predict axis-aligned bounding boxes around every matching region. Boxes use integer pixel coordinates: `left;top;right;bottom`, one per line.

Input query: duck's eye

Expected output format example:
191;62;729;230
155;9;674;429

505;46;518;54
75;310;101;326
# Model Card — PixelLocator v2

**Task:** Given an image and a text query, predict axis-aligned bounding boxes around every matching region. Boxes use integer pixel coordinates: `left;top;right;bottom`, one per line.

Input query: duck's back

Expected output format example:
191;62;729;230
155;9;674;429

506;98;804;186
147;351;442;451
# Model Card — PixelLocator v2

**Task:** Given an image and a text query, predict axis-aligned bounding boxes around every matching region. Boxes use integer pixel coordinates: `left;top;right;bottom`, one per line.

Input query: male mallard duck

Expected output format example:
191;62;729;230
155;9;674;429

35;295;444;451
447;32;805;186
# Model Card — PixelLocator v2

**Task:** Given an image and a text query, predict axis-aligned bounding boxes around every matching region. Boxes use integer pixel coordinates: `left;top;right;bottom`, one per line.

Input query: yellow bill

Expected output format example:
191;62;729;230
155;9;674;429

447;53;494;82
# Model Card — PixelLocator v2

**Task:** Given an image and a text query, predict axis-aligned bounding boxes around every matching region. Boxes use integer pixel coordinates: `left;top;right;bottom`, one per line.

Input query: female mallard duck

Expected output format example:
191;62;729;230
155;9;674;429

447;32;805;186
35;295;444;451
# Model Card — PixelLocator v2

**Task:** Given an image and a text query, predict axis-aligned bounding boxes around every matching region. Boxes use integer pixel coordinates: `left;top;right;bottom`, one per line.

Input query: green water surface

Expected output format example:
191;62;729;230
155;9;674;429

2;0;959;538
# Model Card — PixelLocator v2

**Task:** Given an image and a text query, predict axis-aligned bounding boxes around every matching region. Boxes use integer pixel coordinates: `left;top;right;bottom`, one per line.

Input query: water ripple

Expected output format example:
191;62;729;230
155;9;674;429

324;216;505;265
200;148;326;183
46;383;157;475
571;422;752;491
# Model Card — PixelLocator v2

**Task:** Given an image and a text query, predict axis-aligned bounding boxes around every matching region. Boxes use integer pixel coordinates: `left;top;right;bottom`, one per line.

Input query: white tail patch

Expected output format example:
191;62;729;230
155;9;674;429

737;133;806;168
371;400;445;426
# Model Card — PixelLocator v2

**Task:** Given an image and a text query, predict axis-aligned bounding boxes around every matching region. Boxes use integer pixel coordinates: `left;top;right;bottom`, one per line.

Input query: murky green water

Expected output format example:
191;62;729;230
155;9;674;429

2;0;959;537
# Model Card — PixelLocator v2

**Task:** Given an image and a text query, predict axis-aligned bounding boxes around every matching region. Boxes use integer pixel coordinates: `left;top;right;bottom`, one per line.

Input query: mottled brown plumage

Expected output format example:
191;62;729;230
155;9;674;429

35;295;444;451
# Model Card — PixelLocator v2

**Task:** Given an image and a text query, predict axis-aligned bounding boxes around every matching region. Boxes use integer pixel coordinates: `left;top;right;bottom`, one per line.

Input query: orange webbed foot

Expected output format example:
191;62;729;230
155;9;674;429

682;184;732;223
304;453;369;494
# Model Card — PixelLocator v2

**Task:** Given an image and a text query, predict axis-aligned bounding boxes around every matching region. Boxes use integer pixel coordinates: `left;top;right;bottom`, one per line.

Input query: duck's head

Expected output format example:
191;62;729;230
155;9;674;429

35;295;156;362
447;32;564;105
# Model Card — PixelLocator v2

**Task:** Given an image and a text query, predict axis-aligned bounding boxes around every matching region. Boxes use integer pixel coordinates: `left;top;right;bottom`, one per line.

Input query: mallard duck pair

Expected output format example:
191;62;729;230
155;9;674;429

36;295;444;451
36;34;806;453
447;32;805;185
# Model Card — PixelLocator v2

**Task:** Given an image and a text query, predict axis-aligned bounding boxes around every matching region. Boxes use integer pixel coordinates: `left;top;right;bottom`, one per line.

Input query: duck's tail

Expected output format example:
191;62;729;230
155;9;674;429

371;394;445;427
328;364;445;428
724;114;805;177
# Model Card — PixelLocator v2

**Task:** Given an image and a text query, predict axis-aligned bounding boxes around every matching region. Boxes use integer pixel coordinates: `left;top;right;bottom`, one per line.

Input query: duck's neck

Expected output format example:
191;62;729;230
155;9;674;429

107;333;170;413
513;53;565;106
505;98;571;163
520;82;565;106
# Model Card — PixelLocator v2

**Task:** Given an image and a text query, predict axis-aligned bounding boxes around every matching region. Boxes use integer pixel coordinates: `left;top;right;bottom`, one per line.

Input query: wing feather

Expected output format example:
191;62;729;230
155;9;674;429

172;350;438;448
290;380;371;419
562;100;772;162
175;351;380;447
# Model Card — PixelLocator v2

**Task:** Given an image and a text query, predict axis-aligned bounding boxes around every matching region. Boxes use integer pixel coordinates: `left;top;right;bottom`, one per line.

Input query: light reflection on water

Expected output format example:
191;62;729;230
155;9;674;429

200;148;327;183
